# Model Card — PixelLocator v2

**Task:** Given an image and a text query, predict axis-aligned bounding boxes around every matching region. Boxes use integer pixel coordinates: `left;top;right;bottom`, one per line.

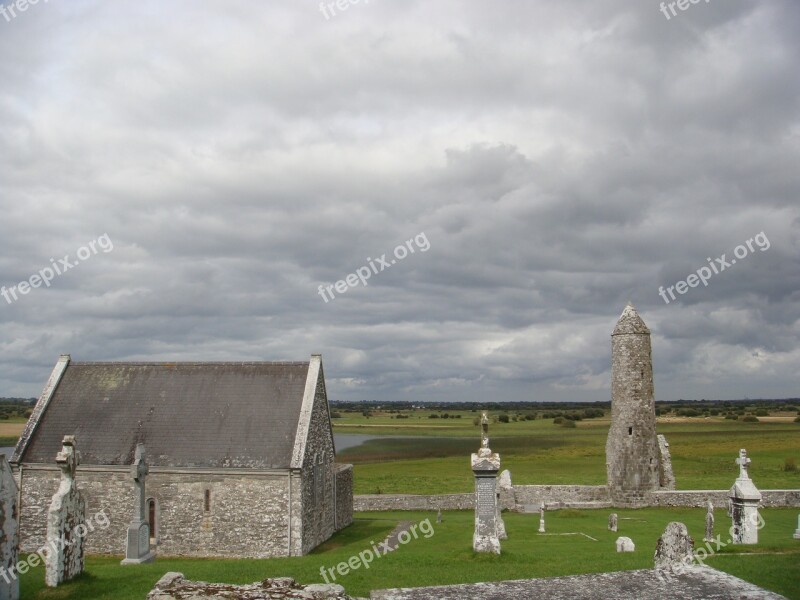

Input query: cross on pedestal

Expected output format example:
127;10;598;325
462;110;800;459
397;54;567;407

736;448;751;480
121;443;155;565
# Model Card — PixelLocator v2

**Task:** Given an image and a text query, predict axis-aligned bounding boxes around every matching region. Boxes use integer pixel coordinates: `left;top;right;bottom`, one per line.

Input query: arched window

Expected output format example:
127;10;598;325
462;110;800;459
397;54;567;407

146;498;158;544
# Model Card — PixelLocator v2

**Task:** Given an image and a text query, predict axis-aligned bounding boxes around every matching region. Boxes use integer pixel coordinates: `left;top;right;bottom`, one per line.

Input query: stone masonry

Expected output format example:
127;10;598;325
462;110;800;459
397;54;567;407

606;304;661;507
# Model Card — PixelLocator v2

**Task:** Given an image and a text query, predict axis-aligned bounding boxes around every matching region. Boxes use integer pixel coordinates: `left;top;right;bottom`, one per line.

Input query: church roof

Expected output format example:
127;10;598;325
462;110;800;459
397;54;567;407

13;356;327;470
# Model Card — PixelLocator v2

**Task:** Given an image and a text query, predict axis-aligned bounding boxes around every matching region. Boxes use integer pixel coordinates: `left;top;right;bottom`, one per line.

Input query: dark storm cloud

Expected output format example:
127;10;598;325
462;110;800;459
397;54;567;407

0;0;798;402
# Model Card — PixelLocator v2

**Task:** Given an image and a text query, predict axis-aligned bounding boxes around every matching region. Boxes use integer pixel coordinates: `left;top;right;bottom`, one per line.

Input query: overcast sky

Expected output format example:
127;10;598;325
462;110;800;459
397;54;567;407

1;0;798;403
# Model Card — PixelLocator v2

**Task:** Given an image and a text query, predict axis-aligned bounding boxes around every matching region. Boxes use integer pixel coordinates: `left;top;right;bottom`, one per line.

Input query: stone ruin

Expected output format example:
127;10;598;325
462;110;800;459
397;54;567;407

471;413;501;554
121;443;155;565
729;449;762;544
147;572;352;600
654;522;694;570
0;455;19;600
45;435;86;587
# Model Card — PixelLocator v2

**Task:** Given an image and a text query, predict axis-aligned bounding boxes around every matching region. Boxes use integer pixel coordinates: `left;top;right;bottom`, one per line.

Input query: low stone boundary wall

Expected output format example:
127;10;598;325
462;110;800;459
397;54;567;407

355;487;800;512
354;493;473;512
650;489;800;508
512;485;611;511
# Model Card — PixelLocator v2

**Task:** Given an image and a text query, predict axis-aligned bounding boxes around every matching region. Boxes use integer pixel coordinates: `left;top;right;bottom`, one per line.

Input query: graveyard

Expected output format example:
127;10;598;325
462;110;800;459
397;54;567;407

5;410;799;599
9;508;800;599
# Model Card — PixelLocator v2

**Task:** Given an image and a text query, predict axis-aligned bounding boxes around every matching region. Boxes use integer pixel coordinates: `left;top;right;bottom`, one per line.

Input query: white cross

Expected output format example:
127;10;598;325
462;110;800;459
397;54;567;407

735;448;751;479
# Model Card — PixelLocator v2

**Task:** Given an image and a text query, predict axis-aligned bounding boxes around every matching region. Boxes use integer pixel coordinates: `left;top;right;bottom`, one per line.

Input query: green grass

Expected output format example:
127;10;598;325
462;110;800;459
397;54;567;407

336;414;800;494
17;508;800;599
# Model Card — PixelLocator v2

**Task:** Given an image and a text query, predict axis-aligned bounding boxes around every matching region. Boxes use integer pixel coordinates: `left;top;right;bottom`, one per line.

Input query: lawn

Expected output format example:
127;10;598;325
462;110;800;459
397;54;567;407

17;508;800;599
335;413;800;495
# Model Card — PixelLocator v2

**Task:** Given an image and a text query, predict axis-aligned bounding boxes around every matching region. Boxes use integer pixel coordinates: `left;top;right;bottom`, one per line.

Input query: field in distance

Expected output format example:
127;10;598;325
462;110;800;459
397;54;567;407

332;404;800;495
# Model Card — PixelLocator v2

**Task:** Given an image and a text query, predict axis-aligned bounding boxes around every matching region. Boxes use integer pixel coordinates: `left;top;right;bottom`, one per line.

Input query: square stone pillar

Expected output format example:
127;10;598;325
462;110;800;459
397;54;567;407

729;449;762;545
471;412;501;554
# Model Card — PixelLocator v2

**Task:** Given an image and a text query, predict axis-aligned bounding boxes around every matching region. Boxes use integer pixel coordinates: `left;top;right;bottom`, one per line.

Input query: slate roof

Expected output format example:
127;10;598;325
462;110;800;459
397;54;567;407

16;360;314;469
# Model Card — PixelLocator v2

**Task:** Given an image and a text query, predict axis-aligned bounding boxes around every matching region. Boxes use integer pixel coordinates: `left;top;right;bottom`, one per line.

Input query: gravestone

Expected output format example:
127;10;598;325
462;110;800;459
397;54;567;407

46;436;86;587
794;515;800;540
436;509;442;524
657;434;676;490
703;501;714;542
615;536;635;552
471;413;501;554
121;443;156;565
654;522;694;569
496;494;507;540
538;503;545;533
498;469;514;511
729;449;761;544
608;513;618;532
0;455;19;600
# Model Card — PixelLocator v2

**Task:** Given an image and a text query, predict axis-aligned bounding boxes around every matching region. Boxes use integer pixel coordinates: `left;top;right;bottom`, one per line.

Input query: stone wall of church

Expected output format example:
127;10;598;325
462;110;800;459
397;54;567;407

17;466;307;558
334;463;354;530
299;373;337;554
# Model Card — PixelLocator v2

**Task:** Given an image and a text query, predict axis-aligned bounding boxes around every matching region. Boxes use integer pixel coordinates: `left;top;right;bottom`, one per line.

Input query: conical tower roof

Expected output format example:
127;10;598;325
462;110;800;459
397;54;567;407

612;303;650;335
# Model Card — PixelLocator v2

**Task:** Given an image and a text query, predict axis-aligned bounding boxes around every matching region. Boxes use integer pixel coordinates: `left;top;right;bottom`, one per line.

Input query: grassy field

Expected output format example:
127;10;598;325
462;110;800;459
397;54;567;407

0;418;26;447
334;411;800;495
16;508;800;599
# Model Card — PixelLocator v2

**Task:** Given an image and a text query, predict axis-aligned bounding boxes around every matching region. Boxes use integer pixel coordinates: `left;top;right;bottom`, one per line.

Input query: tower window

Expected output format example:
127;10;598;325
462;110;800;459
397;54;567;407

204;489;211;512
628;427;633;436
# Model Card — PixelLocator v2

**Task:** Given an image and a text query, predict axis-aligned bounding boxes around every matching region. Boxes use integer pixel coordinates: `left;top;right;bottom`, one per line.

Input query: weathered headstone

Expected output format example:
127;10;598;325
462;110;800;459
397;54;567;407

657;434;676;490
615;536;635;552
654;522;694;569
794;514;800;540
471;413;501;554
498;469;514;511
538;503;546;533
121;443;155;565
729;448;761;544
436;508;442;524
496;494;507;540
46;436;86;587
608;513;618;532
703;501;714;542
0;455;19;600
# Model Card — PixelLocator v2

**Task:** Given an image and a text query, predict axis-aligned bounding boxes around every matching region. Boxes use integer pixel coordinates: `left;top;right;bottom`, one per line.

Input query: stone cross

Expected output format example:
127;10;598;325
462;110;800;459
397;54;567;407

132;443;148;521
121;443;155;565
729;448;762;544
55;435;78;479
480;412;489;449
46;436;86;587
736;448;751;480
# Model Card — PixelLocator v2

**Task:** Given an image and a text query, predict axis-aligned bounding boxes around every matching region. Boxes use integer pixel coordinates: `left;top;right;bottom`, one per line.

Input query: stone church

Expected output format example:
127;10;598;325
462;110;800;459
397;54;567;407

11;354;353;558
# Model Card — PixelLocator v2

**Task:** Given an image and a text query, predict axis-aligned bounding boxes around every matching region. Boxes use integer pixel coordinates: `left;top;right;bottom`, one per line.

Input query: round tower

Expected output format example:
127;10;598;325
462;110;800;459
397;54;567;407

606;303;660;506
